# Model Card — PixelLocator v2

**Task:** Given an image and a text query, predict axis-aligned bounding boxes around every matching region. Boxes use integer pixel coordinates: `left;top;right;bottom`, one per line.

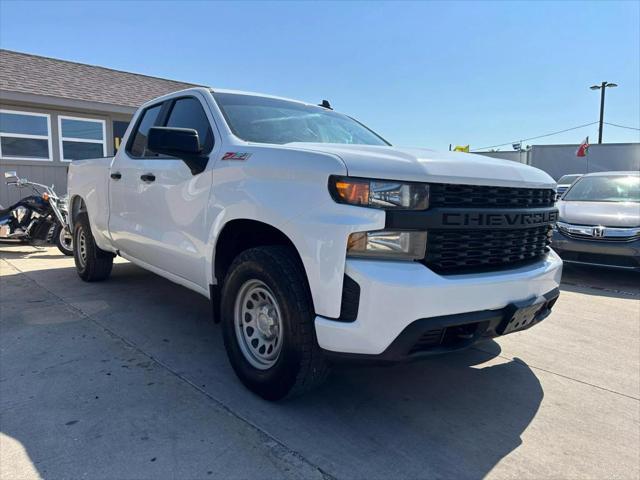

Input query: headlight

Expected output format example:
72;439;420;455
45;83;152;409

347;230;427;260
329;176;429;210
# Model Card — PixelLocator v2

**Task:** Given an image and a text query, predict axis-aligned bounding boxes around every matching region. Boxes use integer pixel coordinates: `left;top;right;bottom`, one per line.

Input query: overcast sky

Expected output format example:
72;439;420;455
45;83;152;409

1;0;638;151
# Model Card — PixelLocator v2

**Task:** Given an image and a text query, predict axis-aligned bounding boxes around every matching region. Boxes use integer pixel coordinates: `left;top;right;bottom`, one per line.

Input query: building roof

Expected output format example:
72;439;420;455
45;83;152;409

0;49;200;109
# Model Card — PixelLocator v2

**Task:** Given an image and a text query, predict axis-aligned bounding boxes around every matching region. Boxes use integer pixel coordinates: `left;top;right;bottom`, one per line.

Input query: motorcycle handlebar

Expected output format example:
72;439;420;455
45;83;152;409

6;178;59;200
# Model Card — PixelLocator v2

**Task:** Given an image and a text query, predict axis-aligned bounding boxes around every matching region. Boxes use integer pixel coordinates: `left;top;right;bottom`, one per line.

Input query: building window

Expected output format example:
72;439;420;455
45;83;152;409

58;115;106;161
0;109;52;161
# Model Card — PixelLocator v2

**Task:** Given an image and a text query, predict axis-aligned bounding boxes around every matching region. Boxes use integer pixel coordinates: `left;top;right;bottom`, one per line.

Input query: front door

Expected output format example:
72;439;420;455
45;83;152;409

109;94;217;289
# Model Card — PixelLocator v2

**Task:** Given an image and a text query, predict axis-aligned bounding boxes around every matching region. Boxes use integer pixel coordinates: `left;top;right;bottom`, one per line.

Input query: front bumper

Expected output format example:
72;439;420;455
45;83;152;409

552;231;640;270
315;250;563;359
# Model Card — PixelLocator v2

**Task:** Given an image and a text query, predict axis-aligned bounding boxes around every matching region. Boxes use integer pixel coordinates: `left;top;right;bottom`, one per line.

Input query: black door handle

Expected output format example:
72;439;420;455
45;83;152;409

140;173;156;183
110;172;122;180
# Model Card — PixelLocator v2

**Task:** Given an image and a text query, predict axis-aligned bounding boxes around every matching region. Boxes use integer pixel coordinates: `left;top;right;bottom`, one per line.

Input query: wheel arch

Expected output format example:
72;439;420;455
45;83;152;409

213;219;307;286
69;195;87;231
210;218;313;322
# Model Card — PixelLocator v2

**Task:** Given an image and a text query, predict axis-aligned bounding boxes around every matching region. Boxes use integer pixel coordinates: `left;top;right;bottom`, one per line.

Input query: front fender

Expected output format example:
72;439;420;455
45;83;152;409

205;147;383;318
205;202;383;319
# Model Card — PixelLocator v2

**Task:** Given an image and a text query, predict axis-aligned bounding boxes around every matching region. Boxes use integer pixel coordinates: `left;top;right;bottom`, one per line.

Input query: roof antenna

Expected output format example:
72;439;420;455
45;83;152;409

318;100;332;110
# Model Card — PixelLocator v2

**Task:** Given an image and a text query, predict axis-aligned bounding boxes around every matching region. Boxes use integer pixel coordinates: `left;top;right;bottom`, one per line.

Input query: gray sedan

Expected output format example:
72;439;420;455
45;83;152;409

556;173;583;199
552;171;640;270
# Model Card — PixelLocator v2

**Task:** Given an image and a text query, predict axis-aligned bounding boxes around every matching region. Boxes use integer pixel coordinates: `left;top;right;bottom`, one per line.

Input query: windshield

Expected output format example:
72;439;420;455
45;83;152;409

213;92;389;146
563;175;640;203
558;174;582;184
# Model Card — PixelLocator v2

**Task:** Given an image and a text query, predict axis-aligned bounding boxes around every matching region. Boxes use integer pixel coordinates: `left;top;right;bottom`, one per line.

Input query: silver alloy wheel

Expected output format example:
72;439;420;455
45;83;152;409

234;279;284;370
59;227;73;251
78;229;87;268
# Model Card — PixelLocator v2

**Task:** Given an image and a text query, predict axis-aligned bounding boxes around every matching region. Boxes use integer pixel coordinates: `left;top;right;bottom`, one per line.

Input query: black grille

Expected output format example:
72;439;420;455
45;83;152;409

408;323;483;354
429;184;556;209
409;329;444;353
424;225;553;274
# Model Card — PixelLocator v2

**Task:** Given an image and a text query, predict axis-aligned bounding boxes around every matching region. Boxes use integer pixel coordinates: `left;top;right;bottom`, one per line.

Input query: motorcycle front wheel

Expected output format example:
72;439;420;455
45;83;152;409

53;223;73;256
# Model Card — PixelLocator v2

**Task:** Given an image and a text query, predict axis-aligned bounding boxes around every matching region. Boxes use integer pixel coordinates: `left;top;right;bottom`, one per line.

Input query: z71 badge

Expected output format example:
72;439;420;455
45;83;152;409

221;152;252;161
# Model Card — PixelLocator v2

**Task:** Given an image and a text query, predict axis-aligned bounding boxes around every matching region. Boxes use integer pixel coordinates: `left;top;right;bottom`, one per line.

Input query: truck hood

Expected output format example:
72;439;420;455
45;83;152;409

285;143;555;188
558;200;640;227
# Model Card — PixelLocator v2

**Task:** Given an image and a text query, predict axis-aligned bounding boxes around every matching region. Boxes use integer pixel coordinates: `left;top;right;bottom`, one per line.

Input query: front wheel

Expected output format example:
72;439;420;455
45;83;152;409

53;223;73;256
221;246;329;400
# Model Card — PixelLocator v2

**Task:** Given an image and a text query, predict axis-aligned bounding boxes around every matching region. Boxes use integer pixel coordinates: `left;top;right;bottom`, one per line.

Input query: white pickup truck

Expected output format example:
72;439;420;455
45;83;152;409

67;87;562;400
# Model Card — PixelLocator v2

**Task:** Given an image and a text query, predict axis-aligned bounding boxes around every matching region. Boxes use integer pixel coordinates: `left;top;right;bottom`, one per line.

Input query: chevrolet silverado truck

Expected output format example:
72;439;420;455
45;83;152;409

67;87;562;400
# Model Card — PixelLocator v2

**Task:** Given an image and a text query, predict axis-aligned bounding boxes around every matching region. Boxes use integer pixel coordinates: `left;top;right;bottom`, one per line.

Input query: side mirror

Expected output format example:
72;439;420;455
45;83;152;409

148;127;202;157
147;127;208;175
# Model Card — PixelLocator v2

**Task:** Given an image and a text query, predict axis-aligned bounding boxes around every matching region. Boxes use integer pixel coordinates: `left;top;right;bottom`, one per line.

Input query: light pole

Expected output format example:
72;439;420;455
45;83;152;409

590;81;618;144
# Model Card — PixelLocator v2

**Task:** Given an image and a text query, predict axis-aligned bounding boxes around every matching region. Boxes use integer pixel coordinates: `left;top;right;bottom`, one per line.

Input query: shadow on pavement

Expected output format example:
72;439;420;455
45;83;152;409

287;350;543;479
1;260;545;479
0;245;64;261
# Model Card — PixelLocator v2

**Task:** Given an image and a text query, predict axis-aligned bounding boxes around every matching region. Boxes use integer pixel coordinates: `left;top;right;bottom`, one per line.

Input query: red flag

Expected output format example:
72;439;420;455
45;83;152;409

576;137;589;157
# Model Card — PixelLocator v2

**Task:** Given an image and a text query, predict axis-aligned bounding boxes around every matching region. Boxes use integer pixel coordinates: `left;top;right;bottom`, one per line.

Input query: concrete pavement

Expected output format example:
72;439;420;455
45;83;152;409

1;245;639;479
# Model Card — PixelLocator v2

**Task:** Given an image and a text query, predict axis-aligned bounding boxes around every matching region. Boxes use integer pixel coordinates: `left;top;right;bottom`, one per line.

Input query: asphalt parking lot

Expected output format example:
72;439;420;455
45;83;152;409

1;245;639;480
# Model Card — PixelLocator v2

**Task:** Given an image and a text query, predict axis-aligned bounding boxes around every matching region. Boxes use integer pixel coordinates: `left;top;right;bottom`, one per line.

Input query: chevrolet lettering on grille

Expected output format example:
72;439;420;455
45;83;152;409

442;210;558;228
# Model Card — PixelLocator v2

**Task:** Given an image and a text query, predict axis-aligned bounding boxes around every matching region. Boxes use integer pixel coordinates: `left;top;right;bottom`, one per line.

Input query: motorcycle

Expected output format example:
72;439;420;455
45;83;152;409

0;171;73;256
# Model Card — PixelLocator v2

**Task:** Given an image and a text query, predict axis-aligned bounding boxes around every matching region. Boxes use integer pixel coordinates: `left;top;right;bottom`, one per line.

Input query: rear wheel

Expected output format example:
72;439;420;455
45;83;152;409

221;246;329;400
73;212;113;281
53;223;73;256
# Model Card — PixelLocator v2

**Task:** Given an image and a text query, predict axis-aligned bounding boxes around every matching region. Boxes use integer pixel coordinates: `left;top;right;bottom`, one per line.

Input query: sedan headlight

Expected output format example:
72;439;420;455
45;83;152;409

347;230;427;260
329;176;429;210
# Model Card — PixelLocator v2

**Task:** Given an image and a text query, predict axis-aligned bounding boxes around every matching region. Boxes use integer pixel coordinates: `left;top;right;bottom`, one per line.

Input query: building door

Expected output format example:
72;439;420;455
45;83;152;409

112;120;129;153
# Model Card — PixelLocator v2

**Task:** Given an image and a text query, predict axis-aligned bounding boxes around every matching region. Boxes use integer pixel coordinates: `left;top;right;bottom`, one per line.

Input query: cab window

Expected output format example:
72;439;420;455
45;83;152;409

165;97;214;153
128;104;162;158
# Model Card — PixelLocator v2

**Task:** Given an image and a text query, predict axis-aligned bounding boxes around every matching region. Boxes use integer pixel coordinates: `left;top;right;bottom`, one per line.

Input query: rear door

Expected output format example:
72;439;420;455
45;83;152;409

108;101;164;259
109;93;217;289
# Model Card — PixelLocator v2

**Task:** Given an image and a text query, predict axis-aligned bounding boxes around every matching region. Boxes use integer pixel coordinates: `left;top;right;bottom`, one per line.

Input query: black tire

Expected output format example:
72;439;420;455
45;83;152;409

221;246;330;400
73;212;113;281
53;223;73;256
